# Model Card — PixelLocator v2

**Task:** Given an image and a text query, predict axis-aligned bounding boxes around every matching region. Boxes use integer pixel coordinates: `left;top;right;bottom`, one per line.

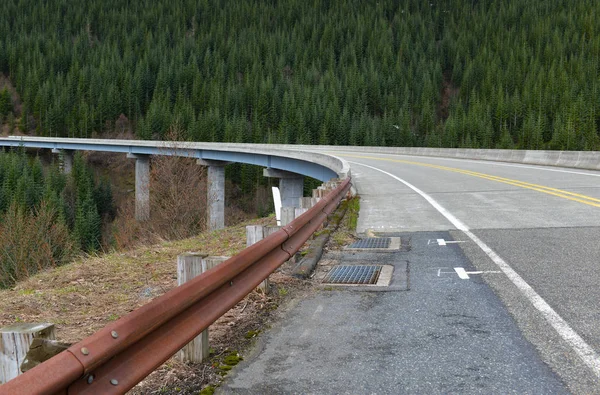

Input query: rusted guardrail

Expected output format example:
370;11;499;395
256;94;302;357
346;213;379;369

0;178;351;395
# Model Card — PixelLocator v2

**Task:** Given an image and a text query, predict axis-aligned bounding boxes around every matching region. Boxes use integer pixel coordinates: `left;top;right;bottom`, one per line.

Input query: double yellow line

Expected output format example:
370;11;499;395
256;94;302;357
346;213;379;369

341;154;600;208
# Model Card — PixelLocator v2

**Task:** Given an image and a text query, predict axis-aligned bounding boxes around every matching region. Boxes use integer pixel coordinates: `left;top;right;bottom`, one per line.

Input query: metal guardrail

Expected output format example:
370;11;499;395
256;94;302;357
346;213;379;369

0;178;351;395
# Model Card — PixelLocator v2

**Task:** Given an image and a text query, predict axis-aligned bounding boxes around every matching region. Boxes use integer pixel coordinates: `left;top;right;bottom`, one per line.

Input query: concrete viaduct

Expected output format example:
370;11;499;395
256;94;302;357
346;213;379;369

0;136;351;230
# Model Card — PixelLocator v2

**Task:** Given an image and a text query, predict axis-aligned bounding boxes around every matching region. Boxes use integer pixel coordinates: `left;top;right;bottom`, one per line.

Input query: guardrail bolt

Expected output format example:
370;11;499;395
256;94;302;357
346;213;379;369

81;347;90;356
110;379;119;386
230;281;234;286
87;375;95;384
111;330;119;339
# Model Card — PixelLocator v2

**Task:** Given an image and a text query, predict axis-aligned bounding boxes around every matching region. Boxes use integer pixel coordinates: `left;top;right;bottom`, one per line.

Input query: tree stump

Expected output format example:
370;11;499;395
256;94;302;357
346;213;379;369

0;323;55;384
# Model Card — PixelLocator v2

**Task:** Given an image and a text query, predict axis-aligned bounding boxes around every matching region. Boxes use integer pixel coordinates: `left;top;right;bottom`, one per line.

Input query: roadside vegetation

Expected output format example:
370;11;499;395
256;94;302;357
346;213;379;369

0;150;114;288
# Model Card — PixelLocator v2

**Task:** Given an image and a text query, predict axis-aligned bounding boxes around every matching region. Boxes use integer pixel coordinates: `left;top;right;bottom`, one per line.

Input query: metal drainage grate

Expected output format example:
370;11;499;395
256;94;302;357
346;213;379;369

348;238;392;249
322;265;383;285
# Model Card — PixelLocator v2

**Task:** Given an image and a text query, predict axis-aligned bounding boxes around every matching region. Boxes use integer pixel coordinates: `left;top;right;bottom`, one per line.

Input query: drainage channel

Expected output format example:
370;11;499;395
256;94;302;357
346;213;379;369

318;237;409;291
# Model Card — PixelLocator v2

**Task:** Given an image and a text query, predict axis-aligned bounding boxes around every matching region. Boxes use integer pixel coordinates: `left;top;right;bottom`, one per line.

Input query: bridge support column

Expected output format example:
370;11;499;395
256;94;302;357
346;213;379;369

263;168;304;209
127;153;150;221
198;159;231;231
51;149;74;174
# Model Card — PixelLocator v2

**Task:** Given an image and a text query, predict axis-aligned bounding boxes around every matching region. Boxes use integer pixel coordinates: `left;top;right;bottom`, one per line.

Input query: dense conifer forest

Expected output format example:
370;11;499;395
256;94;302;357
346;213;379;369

0;151;114;287
0;0;598;149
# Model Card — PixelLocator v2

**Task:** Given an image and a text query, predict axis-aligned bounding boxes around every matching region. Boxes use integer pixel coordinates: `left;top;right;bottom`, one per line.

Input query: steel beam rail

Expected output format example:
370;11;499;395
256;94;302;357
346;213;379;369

0;178;351;395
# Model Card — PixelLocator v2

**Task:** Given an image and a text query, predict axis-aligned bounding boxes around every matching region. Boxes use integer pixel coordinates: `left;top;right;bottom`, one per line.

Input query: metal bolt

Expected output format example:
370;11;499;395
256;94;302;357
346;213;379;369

81;347;89;356
110;379;119;386
230;281;234;286
87;375;94;384
111;331;118;339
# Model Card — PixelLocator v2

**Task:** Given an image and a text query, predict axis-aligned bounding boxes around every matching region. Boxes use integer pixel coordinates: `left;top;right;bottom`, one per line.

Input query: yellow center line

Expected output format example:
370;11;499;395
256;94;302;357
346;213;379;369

340;153;600;208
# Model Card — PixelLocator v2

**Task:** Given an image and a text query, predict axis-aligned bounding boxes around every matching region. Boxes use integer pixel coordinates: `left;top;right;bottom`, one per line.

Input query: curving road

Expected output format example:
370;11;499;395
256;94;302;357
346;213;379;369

224;151;600;394
342;152;600;392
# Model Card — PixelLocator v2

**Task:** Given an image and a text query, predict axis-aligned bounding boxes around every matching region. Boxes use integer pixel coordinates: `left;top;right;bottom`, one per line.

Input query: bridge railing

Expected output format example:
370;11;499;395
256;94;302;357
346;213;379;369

0;178;351;395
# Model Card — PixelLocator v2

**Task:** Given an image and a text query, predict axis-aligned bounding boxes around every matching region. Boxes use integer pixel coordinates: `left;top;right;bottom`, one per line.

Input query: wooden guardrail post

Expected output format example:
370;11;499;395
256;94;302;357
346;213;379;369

247;226;270;293
176;253;208;363
177;253;230;363
280;207;296;226
0;323;55;384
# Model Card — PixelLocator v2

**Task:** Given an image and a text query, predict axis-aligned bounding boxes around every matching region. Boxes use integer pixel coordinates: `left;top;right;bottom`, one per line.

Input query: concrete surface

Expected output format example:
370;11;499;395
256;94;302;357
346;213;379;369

129;153;150;221
207;164;226;231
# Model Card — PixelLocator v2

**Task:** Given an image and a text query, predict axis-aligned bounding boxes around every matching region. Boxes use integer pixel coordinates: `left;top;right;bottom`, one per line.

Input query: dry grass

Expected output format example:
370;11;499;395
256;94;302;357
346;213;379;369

0;215;276;342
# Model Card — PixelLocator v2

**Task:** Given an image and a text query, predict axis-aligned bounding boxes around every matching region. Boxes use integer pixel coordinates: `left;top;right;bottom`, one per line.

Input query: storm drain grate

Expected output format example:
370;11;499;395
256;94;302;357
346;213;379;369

322;265;383;285
348;238;392;249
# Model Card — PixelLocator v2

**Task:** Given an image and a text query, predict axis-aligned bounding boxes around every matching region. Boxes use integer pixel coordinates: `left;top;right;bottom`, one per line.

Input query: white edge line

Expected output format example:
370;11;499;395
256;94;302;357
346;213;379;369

349;160;600;378
454;267;470;279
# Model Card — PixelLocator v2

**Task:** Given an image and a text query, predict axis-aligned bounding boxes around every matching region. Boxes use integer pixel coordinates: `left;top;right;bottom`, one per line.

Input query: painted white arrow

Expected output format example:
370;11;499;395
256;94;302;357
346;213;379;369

454;267;501;279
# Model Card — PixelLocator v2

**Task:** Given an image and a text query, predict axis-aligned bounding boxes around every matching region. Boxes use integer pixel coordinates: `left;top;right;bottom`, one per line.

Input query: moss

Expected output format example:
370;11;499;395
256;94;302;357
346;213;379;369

223;353;243;366
199;385;215;395
218;364;233;371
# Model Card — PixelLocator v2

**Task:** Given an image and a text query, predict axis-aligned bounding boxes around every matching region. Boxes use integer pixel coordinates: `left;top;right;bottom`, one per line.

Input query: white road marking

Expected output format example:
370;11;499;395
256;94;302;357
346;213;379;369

433;239;466;246
466;270;502;275
349;160;600;378
454;267;470;279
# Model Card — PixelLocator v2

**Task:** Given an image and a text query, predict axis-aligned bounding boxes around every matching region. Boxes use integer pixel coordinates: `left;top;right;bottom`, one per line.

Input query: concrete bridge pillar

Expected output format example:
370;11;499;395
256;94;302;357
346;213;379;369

127;153;150;221
198;159;230;231
263;168;304;209
51;149;74;174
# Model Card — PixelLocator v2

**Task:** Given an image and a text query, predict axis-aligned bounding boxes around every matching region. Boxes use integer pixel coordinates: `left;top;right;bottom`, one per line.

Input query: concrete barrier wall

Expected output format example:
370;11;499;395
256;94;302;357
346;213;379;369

4;136;599;174
299;145;600;172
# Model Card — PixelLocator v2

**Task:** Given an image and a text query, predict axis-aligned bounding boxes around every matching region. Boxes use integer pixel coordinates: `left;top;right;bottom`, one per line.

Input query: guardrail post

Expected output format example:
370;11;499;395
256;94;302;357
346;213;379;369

198;159;230;231
177;253;209;363
177;254;230;363
51;149;73;174
246;226;270;293
299;197;314;209
127;153;150;221
0;323;55;384
281;207;296;226
263;168;304;209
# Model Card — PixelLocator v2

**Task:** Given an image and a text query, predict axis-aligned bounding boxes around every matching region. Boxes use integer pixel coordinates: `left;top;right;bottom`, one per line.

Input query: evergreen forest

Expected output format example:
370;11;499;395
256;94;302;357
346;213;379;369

0;0;599;149
0;151;114;287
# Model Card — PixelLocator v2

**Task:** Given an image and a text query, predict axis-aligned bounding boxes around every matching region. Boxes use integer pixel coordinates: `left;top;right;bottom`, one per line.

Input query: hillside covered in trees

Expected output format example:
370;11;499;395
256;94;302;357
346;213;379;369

0;151;115;287
0;0;599;150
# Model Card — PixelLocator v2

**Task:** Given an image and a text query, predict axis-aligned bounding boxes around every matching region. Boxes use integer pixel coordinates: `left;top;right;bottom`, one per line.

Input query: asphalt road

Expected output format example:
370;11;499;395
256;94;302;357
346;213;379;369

221;153;600;394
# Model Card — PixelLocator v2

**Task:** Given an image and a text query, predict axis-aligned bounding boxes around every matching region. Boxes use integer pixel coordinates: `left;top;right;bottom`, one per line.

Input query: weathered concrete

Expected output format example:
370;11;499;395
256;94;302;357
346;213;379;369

263;168;304;209
200;160;228;231
128;153;150;221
